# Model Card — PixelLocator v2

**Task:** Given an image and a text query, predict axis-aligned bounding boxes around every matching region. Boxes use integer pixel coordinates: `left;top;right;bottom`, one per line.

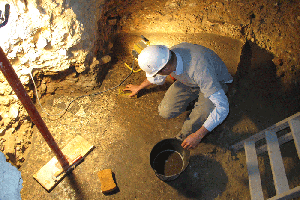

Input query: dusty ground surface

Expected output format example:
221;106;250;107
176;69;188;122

20;33;300;199
2;0;298;199
3;0;299;168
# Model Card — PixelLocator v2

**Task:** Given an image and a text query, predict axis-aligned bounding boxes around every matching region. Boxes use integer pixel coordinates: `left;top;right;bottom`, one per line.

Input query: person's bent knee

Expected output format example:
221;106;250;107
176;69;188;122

158;109;175;119
158;105;177;119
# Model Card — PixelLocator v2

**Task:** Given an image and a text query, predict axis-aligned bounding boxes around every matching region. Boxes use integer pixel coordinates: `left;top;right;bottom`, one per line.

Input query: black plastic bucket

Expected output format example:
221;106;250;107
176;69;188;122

150;138;190;181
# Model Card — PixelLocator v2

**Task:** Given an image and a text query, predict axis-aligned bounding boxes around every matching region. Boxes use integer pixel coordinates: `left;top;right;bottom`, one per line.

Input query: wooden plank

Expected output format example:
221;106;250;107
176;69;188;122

33;135;94;192
245;141;264;200
265;131;289;195
288;116;300;158
256;132;293;155
268;185;300;200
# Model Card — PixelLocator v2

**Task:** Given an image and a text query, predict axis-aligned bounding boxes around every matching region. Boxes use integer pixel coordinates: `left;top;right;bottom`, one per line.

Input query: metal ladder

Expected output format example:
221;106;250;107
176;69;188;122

231;112;300;200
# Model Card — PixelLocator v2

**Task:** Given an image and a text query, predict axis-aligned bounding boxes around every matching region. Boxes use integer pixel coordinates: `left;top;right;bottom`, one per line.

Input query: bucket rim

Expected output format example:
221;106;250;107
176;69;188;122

150;138;190;181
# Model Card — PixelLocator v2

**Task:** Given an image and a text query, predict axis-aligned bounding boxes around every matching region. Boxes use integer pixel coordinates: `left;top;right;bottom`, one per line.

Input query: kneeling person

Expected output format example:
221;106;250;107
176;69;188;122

124;43;233;150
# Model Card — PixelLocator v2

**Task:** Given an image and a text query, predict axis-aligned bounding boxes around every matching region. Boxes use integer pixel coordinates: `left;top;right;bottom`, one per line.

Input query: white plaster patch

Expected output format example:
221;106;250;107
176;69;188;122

0;151;23;200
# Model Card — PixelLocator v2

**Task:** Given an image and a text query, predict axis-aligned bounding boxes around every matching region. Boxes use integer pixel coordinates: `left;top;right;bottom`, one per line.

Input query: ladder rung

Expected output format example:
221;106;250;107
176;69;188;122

256;132;293;155
265;131;289;195
268;185;300;200
231;112;300;152
245;141;264;200
231;122;289;152
288;116;300;158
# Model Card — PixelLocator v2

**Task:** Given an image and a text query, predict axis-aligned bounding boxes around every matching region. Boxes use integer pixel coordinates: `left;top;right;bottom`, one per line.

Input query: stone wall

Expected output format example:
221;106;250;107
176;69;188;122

0;0;299;167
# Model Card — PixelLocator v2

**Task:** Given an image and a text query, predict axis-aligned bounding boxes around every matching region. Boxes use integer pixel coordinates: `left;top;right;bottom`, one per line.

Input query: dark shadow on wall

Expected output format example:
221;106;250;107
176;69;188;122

167;155;228;199
92;33;131;87
218;41;300;199
211;40;300;148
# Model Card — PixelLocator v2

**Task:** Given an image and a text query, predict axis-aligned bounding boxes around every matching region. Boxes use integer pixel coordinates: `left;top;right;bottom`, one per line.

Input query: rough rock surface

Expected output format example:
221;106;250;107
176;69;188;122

0;0;104;75
0;0;299;171
0;0;107;167
0;0;298;199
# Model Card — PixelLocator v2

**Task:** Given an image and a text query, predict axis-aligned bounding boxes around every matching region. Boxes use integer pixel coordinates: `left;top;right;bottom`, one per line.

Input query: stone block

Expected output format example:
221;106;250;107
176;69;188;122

9;104;19;119
0;96;11;106
75;64;86;74
101;55;111;64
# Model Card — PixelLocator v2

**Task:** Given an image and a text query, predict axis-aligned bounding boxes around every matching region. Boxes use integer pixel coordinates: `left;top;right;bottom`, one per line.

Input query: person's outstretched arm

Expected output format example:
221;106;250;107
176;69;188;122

181;89;229;150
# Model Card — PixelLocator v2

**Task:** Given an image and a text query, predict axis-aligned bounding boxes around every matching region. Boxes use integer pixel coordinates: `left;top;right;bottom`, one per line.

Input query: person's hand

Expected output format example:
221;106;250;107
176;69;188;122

181;126;209;150
181;132;202;150
123;84;140;97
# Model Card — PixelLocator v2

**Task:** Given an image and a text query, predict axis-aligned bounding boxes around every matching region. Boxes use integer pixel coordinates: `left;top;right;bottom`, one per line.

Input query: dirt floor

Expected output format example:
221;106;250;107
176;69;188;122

7;0;299;199
19;32;300;199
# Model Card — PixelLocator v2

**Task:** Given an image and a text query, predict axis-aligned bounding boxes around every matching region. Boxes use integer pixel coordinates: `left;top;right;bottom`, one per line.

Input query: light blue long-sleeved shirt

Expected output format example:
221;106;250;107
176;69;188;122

146;43;233;131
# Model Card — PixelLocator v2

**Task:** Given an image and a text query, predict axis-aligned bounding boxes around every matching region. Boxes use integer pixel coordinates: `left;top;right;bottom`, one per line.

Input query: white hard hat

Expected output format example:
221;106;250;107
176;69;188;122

138;45;171;77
